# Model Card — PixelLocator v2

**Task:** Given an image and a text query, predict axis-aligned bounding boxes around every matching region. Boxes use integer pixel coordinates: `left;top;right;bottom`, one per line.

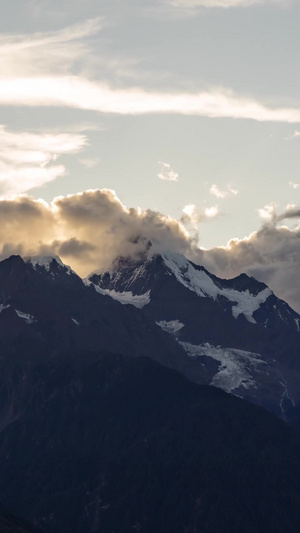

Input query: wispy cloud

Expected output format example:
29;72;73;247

2;77;300;123
79;157;100;168
285;130;300;141
257;201;300;225
0;125;88;195
209;183;239;199
0;18;102;77
0;20;300;123
157;161;179;181
169;0;289;9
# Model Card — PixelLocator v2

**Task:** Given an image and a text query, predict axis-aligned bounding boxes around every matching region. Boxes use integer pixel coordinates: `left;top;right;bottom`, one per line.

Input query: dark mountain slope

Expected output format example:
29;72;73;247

0;505;41;532
92;252;300;416
1;351;300;532
0;255;199;381
92;252;300;357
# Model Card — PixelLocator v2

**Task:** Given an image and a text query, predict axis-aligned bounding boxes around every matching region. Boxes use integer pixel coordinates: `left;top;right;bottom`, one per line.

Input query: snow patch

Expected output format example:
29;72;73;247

100;288;150;308
27;255;76;276
279;375;295;414
157;320;184;335
15;310;36;324
162;252;272;323
180;341;265;393
86;280;150;309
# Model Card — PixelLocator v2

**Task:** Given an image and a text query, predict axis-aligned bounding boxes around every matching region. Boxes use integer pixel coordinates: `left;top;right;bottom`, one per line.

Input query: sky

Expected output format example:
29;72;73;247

1;0;300;310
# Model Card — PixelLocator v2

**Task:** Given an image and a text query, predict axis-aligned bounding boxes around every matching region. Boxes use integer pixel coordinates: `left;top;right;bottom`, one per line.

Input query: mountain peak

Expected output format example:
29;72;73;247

25;255;77;277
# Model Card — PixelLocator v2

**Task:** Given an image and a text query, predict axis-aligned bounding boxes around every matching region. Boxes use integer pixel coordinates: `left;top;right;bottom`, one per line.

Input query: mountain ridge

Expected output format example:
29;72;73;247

90;251;300;417
2;251;300;418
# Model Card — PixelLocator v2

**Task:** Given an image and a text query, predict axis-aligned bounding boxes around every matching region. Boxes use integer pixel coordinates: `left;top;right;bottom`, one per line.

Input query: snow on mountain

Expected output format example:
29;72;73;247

161;252;272;324
15;309;36;324
88;250;300;417
26;255;77;277
180;342;266;393
84;278;151;309
157;320;184;335
0;303;36;324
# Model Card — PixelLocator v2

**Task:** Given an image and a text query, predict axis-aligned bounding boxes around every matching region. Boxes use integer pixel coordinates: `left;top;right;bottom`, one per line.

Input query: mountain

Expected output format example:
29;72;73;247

90;252;300;417
1;253;300;531
0;254;203;382
1;350;300;533
2;252;300;418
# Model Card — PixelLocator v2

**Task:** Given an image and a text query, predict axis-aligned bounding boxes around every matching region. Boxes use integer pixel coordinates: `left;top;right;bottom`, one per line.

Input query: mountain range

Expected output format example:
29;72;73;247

1;252;300;531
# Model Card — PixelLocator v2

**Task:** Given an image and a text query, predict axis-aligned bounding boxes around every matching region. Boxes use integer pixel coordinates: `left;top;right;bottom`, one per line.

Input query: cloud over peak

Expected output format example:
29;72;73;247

0;189;194;275
1;189;300;311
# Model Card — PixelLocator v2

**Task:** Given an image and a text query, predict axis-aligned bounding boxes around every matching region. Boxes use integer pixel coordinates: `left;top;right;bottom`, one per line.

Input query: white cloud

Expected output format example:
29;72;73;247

289;181;300;189
0;21;299;123
182;203;219;226
209;183;239;199
204;205;219;218
0;125;88;195
257;202;278;223
1;76;300;123
157;161;179;181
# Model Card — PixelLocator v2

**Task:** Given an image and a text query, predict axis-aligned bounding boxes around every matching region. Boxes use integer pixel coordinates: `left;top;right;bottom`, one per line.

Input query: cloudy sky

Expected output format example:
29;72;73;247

2;0;300;309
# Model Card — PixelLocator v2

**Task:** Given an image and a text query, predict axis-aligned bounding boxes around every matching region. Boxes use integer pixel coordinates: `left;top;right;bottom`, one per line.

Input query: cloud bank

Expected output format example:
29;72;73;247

0;190;194;276
202;225;300;313
1;189;300;311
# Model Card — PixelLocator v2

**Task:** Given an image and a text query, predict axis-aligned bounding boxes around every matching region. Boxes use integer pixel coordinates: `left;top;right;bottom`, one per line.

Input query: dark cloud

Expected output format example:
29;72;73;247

58;238;96;256
201;225;300;312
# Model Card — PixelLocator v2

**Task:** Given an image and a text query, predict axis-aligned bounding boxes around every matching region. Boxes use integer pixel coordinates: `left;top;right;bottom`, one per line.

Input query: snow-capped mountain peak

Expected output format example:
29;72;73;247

26;255;77;277
161;252;272;324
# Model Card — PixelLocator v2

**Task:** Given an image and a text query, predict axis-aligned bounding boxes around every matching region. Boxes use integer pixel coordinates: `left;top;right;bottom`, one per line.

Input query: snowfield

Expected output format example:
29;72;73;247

162;252;272;323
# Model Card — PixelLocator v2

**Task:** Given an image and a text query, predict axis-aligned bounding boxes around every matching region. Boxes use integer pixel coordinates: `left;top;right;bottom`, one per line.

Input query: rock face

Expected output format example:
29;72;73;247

91;252;300;417
1;351;300;533
0;255;198;382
